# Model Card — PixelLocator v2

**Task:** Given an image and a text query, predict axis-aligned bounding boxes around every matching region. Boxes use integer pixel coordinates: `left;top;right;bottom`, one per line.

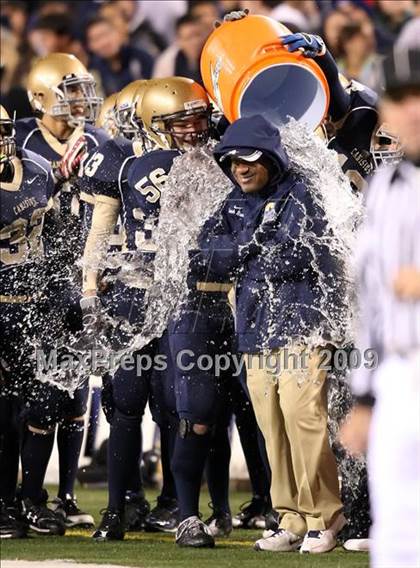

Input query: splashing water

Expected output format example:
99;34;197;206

32;143;233;394
270;119;363;351
127;143;234;353
27;121;370;533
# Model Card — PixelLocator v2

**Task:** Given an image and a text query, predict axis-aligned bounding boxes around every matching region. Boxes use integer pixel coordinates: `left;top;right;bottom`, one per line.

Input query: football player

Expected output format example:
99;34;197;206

279;32;403;191
138;79;234;547
82;77;239;545
81;78;182;541
0;105;63;536
82;79;157;533
14;52;108;529
96;93;119;138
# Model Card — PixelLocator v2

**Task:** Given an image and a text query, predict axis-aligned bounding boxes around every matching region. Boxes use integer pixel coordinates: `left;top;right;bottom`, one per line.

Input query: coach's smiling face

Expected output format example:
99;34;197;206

230;158;270;193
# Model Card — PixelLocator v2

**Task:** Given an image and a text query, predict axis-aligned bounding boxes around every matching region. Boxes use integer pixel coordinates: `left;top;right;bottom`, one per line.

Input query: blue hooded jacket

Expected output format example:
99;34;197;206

199;115;346;352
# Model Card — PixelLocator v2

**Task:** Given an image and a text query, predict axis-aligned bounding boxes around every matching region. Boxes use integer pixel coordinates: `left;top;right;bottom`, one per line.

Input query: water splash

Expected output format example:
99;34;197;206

32;143;233;394
270;120;363;351
127;143;234;352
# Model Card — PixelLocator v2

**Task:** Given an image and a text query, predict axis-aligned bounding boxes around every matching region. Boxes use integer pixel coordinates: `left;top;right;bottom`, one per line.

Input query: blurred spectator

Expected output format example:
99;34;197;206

140;0;187;43
0;25;31;118
270;1;312;30
336;0;376;34
240;0;278;17
36;1;72;16
336;21;383;90
86;16;154;95
322;9;351;56
28;14;83;58
372;0;415;52
99;2;130;43
189;0;221;36
111;0;167;56
239;0;310;30
1;1;28;44
153;14;205;84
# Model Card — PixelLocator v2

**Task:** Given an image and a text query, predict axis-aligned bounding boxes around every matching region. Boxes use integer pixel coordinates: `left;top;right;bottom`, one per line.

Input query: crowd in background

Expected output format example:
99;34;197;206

1;0;420;118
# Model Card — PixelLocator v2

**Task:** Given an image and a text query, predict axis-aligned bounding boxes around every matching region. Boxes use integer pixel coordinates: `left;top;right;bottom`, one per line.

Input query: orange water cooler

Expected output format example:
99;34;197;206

200;15;330;130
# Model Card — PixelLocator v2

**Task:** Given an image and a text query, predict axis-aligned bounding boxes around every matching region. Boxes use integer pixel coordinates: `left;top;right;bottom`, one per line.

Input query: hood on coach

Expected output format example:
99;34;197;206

213;114;290;186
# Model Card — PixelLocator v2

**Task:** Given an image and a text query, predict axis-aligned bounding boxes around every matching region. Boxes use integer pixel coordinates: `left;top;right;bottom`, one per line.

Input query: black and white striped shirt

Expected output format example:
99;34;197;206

352;160;420;399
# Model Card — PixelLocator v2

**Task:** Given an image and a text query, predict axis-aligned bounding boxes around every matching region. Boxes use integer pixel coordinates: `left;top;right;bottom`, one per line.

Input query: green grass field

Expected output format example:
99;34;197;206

1;486;369;568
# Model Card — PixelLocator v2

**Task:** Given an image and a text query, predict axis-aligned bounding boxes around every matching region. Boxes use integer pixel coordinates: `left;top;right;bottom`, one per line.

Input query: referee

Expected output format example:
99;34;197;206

341;48;420;568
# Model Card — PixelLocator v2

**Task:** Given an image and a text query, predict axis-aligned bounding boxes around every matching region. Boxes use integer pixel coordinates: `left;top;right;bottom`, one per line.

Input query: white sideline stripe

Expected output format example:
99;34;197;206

2;562;138;568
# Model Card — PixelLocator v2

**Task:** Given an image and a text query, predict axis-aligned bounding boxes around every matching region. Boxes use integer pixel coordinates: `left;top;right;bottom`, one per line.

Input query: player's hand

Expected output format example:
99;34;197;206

214;8;249;28
59;135;87;179
281;33;326;58
393;266;420;300
339;405;372;456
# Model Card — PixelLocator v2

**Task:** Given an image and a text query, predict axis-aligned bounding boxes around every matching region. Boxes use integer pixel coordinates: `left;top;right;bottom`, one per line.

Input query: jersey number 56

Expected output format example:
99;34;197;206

134;168;167;203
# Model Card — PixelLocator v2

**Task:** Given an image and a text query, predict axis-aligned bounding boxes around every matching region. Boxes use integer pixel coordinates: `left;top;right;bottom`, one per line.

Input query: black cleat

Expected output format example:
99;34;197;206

232;496;271;529
20;498;65;536
125;491;150;531
176;515;215;548
51;495;94;528
145;496;179;533
263;508;281;537
205;510;232;538
92;508;125;541
0;500;27;539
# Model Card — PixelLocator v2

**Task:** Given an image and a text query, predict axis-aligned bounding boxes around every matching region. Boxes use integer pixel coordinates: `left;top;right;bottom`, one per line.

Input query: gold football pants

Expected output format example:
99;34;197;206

246;346;343;536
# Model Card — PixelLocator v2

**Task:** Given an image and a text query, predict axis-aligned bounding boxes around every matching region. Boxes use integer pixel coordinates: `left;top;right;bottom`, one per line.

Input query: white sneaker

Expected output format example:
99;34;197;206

343;538;370;551
300;529;337;553
300;512;347;554
254;528;303;552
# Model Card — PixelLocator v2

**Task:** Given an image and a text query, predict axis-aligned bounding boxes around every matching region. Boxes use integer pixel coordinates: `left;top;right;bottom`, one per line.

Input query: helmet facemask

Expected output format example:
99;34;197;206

151;107;211;151
371;123;404;169
0;116;16;165
115;101;158;153
115;101;139;139
51;75;102;127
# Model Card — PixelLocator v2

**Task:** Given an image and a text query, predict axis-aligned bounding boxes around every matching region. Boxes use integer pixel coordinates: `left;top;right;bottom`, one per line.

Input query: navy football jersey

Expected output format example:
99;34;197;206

81;137;142;248
15;117;109;221
0;148;55;295
120;150;178;255
327;81;379;192
82;137;137;201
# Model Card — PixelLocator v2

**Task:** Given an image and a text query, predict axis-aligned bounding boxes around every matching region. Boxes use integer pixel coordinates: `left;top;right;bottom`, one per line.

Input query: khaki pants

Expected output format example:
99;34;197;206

246;346;342;536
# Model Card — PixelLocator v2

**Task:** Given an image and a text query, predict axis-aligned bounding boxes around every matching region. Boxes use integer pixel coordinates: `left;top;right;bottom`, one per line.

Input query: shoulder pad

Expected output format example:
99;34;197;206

20;148;51;177
15;117;38;147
